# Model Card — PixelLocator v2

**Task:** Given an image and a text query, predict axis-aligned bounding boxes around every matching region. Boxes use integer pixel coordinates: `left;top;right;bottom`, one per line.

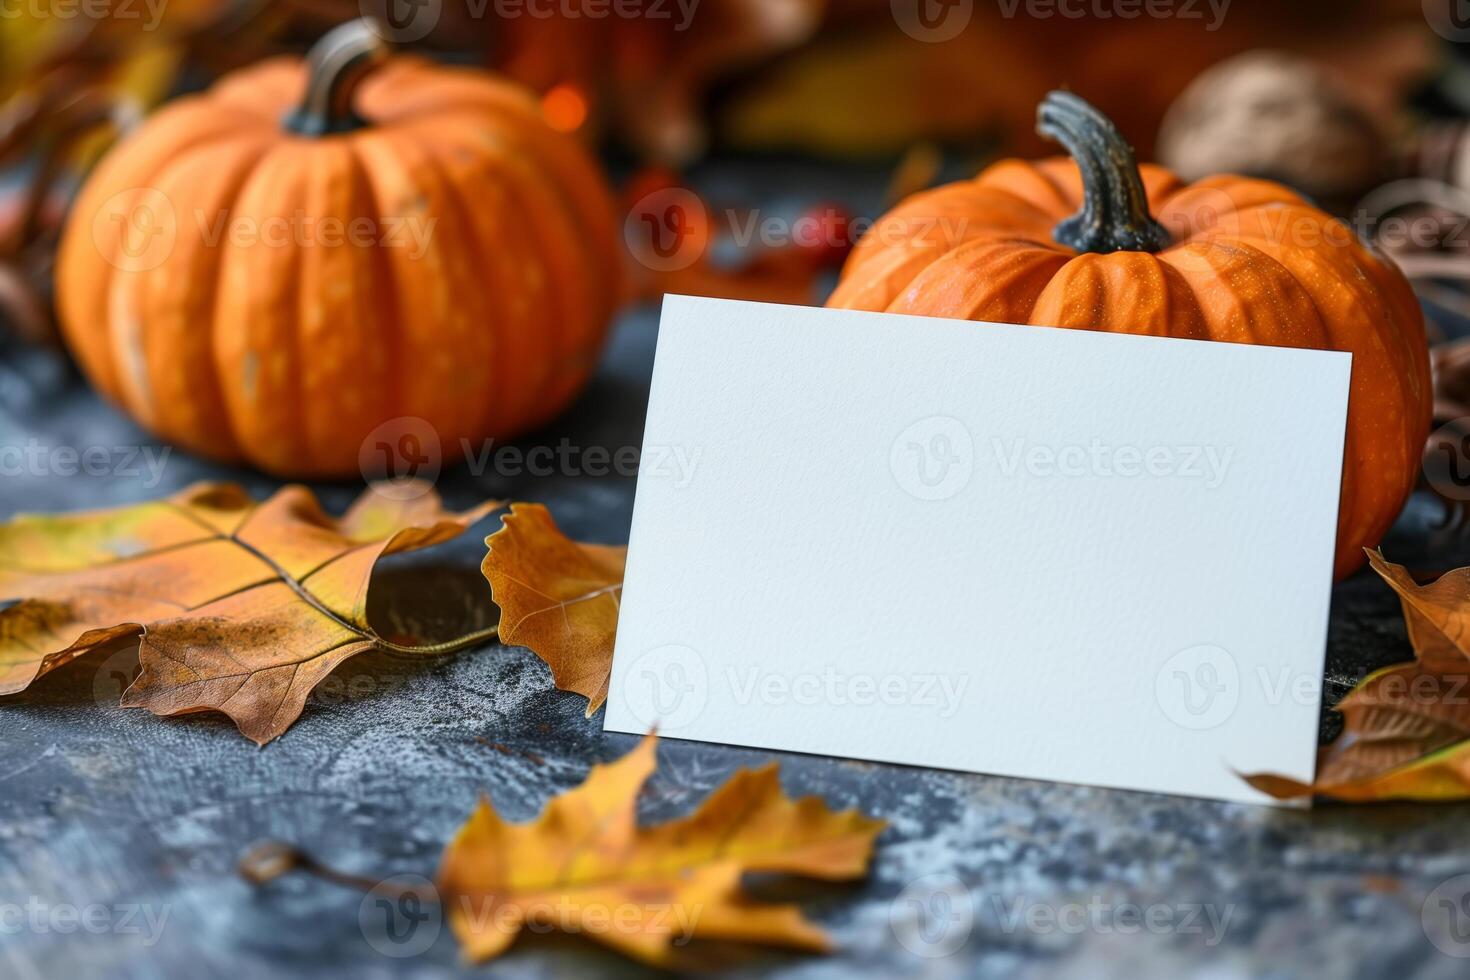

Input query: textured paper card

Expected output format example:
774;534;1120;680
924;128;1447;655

605;295;1350;805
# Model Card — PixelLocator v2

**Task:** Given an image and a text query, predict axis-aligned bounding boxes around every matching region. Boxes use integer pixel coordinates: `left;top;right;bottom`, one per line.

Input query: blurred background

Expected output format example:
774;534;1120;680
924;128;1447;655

4;0;1470;491
7;1;1470;327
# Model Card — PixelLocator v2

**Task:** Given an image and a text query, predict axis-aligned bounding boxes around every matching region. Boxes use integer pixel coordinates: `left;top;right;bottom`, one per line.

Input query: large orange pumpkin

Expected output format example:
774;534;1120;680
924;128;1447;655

829;91;1430;580
57;19;622;476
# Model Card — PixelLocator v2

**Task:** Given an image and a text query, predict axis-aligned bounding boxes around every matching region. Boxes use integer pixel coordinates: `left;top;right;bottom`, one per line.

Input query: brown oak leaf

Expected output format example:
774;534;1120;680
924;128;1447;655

0;482;499;743
1363;549;1470;673
481;503;625;716
437;734;885;966
1244;549;1470;800
1243;662;1470;801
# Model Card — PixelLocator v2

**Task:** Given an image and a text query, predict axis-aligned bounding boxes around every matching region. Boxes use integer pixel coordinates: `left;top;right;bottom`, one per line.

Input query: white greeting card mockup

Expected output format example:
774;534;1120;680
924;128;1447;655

605;295;1350;805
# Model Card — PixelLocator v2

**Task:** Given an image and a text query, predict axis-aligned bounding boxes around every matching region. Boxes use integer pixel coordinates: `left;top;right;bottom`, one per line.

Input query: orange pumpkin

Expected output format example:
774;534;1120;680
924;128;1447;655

829;91;1430;580
56;19;622;476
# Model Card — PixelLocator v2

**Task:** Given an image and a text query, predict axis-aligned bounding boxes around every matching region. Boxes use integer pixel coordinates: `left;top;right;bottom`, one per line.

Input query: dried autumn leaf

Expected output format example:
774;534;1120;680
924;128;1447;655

1243;549;1470;800
481;503;625;716
1243;663;1470;801
0;482;499;744
1363;549;1470;673
437;735;885;967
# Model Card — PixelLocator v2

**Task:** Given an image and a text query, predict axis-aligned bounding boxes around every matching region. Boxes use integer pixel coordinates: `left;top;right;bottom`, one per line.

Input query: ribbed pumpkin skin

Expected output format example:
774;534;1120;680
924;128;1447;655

57;55;621;476
828;158;1431;580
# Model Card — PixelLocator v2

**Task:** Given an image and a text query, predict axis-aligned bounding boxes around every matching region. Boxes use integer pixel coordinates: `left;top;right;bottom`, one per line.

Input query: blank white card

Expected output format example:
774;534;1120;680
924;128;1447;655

605;295;1350;805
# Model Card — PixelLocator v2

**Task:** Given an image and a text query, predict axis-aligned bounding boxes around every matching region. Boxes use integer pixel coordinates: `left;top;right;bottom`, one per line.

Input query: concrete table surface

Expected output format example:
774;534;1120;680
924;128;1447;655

3;161;1470;978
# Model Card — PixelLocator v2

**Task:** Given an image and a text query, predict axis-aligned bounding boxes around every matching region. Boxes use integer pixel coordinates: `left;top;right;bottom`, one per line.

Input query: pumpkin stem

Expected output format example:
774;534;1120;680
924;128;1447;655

1036;91;1171;254
283;19;391;137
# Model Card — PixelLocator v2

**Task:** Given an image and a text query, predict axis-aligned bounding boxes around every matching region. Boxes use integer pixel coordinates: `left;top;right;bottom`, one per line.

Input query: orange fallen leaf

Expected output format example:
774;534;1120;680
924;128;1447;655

1243;549;1470;800
481;503;625;716
437;734;885;967
0;482;499;743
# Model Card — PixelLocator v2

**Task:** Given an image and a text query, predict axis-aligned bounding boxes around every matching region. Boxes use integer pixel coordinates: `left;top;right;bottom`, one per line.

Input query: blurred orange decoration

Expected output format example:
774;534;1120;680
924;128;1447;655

540;83;590;132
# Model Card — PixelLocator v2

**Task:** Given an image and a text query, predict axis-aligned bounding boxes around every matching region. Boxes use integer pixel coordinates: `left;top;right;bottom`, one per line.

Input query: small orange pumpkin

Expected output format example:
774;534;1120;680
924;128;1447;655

829;91;1430;580
57;19;622;476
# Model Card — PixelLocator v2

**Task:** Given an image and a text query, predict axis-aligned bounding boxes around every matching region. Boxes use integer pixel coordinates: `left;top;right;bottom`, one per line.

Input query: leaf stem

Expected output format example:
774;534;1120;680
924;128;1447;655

239;841;436;902
376;623;500;657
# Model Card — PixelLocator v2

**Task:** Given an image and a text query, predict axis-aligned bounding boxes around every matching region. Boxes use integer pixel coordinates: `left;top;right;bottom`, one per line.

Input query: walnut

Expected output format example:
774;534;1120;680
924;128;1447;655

1157;51;1385;199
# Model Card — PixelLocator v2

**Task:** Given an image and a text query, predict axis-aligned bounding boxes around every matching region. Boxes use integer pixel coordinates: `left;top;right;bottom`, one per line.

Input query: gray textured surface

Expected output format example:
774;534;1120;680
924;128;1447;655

4;278;1470;979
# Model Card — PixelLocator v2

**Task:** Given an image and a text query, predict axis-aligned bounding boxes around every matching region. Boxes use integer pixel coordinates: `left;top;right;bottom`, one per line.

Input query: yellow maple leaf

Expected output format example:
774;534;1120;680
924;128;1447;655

437;735;885;966
0;482;499;743
481;503;625;716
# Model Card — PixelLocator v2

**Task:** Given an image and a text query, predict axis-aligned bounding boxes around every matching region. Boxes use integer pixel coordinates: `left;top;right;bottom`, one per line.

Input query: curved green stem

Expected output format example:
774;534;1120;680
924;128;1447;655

283;18;391;137
1036;90;1171;254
